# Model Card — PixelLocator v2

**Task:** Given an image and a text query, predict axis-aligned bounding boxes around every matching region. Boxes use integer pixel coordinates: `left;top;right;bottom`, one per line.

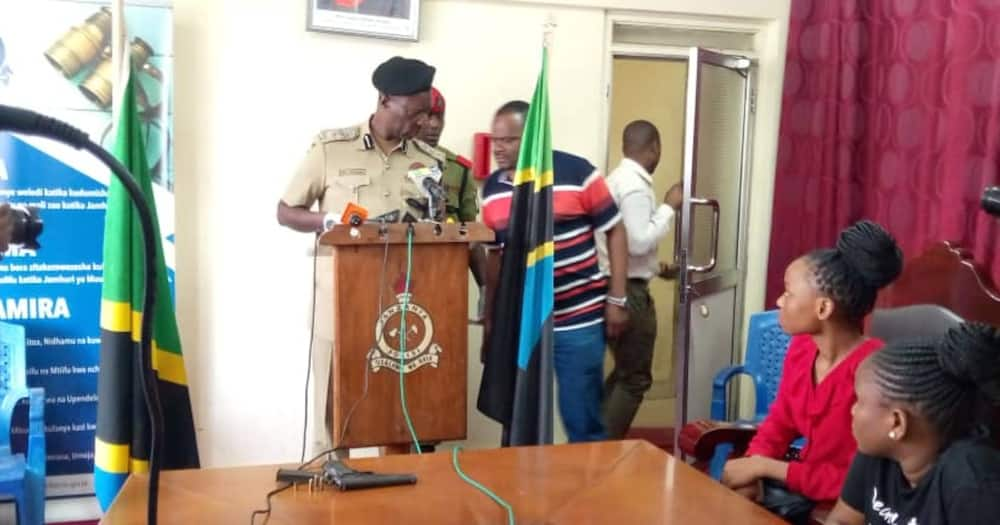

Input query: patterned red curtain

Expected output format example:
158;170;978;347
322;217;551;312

766;0;1000;306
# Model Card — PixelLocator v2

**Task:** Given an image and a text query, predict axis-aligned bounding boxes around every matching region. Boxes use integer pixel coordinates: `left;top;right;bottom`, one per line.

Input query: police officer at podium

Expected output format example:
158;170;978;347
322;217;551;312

276;56;441;456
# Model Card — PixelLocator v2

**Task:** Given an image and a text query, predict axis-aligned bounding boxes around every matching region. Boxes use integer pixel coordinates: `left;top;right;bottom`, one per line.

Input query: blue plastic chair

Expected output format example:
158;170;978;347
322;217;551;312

705;310;794;480
0;321;45;525
710;310;791;422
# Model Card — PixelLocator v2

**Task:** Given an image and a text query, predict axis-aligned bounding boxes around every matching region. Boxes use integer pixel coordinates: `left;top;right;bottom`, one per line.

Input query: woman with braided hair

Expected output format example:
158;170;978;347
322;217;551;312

827;322;1000;525
722;220;903;522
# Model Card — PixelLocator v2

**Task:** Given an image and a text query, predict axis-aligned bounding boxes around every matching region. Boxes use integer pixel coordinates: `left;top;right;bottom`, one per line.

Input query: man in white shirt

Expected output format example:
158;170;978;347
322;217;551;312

602;120;682;439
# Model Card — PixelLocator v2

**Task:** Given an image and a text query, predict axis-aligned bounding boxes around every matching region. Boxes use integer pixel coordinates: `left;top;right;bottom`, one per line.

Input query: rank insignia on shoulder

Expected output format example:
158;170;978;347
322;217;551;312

314;125;361;145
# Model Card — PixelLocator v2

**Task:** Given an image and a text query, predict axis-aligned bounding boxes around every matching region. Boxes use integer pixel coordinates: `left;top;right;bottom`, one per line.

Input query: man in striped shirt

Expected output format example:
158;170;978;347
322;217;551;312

481;100;630;442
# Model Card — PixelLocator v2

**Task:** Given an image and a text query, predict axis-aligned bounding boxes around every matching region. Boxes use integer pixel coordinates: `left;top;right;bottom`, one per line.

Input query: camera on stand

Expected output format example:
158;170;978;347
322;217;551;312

9;205;43;249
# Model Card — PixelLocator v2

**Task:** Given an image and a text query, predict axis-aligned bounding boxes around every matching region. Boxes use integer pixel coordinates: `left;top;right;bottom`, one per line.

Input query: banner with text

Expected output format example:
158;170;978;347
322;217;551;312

0;0;175;497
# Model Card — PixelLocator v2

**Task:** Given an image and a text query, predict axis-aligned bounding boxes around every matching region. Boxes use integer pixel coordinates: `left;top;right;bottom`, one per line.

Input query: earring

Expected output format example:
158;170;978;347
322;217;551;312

889;431;897;439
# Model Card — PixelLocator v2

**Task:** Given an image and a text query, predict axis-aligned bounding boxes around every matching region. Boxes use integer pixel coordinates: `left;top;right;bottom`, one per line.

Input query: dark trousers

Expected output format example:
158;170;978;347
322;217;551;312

602;279;657;439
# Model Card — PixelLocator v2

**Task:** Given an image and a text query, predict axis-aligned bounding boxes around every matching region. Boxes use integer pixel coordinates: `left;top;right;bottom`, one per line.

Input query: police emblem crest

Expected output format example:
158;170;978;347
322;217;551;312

369;273;441;373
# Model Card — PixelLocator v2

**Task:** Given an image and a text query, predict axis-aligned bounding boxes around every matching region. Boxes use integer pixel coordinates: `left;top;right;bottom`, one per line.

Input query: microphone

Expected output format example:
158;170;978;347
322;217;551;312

340;202;368;226
371;209;401;224
0;103;165;525
983;186;1000;218
407;165;445;221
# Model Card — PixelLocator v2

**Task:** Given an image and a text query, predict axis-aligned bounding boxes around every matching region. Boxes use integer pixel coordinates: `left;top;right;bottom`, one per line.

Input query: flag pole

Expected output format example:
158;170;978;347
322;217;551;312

108;4;166;524
110;1;126;124
543;14;556;50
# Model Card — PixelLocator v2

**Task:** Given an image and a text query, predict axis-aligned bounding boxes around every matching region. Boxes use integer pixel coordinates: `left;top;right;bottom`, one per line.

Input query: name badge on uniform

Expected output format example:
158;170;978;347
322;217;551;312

339;168;367;177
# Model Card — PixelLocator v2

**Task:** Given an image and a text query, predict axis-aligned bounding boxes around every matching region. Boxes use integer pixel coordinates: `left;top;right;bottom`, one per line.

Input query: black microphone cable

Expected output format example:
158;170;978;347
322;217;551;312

299;235;321;463
0;104;163;525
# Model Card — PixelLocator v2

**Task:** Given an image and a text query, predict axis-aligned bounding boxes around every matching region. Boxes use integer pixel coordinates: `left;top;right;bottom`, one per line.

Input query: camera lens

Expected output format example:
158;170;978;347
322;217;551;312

10;205;43;250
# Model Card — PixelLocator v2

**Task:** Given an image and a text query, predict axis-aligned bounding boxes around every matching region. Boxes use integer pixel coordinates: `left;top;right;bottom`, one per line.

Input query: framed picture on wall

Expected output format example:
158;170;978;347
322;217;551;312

307;0;420;41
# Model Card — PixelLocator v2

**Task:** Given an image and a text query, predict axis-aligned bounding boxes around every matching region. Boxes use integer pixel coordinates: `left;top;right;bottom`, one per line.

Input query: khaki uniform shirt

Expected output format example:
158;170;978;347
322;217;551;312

282;120;443;341
282;121;443;220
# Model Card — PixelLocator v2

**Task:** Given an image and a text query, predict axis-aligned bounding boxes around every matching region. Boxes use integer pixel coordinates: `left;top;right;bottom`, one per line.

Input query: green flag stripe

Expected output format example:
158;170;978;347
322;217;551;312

95;66;199;513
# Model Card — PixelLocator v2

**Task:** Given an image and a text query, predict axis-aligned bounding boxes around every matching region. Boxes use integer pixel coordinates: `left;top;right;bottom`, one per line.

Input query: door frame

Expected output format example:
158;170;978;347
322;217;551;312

601;12;775;424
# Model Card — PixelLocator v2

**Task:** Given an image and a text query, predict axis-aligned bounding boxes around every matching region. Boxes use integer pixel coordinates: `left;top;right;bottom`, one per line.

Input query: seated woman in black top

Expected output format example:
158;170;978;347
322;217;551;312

828;322;1000;525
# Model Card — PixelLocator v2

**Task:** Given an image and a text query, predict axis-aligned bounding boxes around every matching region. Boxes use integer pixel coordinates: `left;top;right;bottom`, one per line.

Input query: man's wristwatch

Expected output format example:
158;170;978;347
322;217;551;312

606;295;627;308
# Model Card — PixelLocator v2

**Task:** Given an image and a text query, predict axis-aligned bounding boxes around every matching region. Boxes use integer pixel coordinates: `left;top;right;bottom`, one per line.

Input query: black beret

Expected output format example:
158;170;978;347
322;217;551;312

372;56;436;96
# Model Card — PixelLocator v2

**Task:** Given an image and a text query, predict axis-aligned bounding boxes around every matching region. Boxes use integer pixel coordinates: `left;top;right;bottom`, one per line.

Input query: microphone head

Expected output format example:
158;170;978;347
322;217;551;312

372;209;401;223
422;176;446;199
983;186;1000;218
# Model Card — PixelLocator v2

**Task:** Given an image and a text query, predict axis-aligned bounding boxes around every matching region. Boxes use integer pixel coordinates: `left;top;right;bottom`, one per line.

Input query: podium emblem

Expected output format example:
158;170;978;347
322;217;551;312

370;276;442;374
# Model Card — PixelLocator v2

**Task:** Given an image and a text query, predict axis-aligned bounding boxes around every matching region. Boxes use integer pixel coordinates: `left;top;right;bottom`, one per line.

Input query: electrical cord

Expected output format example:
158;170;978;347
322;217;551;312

399;225;422;453
337;231;391;447
452;447;514;525
258;228;404;523
303;223;420;463
299;236;321;463
249;482;293;525
298;448;335;471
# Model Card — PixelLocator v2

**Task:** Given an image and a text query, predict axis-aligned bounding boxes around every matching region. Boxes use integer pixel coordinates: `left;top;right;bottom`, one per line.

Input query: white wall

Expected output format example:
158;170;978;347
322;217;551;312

171;0;789;468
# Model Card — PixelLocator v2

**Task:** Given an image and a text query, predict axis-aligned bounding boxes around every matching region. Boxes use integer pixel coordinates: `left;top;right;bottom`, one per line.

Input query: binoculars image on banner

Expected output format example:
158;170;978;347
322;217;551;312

2;3;173;191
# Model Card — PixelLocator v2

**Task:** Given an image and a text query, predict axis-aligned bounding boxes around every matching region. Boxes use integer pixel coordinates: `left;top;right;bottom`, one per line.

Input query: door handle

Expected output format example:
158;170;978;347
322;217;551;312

687;197;720;274
672;212;681;266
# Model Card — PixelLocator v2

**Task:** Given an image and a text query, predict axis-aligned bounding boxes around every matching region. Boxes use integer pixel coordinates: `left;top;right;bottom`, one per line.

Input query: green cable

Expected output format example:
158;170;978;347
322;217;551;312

399;226;422;454
452;447;515;525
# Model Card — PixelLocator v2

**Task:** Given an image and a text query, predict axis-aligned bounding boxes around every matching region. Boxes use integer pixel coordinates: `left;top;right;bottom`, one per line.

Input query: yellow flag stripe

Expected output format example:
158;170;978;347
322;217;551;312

513;168;554;192
95;439;130;474
99;300;131;333
130;458;150;473
536;169;553;189
95;439;152;474
525;242;555;268
513;166;535;186
99;299;189;386
153;342;188;386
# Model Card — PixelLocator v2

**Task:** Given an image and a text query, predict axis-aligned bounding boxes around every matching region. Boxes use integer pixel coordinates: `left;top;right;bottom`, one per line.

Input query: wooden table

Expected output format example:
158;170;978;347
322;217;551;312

100;440;783;524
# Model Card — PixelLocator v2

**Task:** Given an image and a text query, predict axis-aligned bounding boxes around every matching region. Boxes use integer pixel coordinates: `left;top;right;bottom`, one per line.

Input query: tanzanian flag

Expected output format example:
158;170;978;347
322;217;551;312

93;66;200;510
477;48;555;446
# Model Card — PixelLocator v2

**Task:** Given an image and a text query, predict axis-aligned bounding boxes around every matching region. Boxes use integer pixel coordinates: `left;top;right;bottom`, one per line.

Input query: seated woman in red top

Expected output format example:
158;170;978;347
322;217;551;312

721;220;903;522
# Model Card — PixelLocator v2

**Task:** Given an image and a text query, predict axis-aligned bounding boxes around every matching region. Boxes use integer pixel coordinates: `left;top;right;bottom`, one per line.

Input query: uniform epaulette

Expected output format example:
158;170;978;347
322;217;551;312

411;139;447;164
455;155;473;169
313;125;361;145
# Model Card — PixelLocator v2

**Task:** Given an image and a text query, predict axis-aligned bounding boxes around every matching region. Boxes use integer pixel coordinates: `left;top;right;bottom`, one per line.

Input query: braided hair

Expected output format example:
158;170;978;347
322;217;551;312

869;323;1000;444
806;220;903;323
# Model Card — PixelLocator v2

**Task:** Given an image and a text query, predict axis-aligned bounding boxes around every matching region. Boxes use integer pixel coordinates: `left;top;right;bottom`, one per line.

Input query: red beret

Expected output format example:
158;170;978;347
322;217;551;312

430;87;446;115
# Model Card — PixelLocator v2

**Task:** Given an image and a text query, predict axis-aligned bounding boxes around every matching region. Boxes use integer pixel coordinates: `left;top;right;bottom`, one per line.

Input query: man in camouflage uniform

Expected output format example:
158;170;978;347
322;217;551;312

277;56;439;456
416;87;487;294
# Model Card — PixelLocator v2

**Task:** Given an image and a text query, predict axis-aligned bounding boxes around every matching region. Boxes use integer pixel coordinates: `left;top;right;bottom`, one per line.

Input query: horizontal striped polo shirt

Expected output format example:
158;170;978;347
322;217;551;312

482;150;621;332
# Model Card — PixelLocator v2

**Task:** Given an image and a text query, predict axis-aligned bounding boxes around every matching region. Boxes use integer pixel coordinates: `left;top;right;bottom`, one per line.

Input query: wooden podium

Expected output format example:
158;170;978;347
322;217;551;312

318;222;493;449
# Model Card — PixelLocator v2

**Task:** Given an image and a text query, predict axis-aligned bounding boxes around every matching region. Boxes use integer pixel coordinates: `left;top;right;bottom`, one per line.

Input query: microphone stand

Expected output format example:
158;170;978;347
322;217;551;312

0;105;164;525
